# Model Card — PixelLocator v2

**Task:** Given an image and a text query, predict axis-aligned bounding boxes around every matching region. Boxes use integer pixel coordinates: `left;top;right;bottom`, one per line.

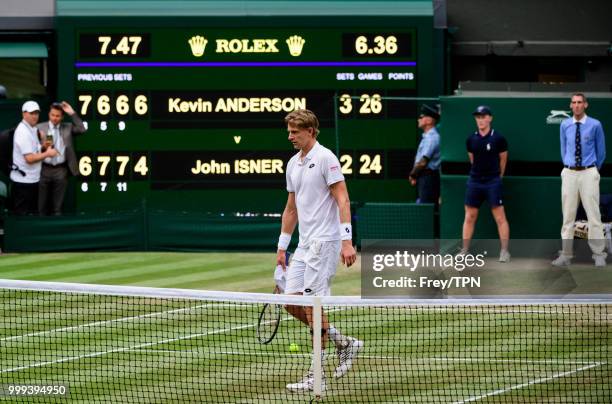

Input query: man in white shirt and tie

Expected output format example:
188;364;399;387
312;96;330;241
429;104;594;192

37;101;86;215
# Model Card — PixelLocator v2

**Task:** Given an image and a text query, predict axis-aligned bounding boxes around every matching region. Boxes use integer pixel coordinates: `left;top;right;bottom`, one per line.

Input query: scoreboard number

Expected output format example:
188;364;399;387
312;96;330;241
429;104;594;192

134;95;149;115
339;94;352;114
78;155;149;177
78;95;92;116
359;94;382;114
134;156;149;176
116;156;130;175
340;153;382;175
355;35;398;55
97;96;111;116
97;35;143;55
78;94;149;117
340;154;353;174
359;154;382;174
342;32;412;58
338;94;382;115
97;156;111;176
116;95;130;115
79;33;151;58
79;156;92;176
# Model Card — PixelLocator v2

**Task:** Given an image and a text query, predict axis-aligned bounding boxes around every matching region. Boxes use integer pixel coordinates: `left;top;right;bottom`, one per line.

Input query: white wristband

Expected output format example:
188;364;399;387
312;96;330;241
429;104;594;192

277;232;292;250
340;223;352;240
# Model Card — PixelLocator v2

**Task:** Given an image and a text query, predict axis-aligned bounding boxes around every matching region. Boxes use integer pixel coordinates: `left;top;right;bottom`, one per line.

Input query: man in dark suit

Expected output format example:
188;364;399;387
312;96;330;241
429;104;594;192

37;101;87;215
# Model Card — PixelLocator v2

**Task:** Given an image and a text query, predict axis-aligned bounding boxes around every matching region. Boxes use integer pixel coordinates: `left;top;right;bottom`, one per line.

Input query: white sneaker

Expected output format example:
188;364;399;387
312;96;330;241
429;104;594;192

593;255;606;267
286;371;326;392
499;249;511;263
551;255;571;267
334;337;364;378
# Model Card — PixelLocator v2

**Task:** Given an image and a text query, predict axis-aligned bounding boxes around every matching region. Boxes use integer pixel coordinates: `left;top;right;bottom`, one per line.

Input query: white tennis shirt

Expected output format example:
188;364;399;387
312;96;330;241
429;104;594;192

286;142;345;247
11;120;42;183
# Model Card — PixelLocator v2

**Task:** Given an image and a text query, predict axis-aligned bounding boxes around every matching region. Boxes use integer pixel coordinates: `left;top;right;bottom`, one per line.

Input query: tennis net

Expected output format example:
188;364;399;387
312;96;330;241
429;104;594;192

0;279;610;403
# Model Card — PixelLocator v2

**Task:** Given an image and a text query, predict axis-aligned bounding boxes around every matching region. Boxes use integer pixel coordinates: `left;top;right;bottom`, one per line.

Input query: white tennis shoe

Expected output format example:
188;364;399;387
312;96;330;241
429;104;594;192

334;337;364;378
499;249;511;263
286;371;327;392
552;254;571;267
593;254;606;267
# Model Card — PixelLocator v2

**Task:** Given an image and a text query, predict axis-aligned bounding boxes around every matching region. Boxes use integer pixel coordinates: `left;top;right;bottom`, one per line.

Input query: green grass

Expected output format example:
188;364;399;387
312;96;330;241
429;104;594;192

0;252;362;294
0;253;610;402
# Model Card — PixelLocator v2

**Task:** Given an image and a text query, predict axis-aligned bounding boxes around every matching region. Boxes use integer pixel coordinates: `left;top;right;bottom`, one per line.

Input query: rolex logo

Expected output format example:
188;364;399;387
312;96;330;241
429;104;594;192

286;35;305;57
188;35;208;57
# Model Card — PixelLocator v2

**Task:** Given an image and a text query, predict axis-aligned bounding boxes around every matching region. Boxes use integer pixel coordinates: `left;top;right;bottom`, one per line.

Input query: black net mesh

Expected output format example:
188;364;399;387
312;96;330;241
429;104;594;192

0;281;610;403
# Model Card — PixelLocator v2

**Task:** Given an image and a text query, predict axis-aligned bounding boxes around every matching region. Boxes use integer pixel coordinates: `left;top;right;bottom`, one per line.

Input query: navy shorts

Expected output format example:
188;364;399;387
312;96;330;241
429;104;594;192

465;177;504;208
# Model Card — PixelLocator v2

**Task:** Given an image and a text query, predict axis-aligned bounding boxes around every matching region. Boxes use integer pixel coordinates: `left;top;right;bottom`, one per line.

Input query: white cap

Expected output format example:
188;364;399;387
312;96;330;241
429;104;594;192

22;101;40;113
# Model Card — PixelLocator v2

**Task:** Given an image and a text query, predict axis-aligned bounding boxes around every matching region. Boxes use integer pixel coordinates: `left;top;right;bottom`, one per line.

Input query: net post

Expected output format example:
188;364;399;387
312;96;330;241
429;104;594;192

312;296;323;399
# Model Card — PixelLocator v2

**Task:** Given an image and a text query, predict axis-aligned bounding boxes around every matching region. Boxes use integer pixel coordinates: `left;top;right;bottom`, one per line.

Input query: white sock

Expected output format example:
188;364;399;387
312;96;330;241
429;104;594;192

328;325;348;349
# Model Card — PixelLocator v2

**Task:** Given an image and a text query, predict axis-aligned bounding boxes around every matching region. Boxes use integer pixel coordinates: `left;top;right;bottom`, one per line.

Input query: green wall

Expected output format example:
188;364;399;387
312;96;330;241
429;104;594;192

440;95;612;162
441;176;612;239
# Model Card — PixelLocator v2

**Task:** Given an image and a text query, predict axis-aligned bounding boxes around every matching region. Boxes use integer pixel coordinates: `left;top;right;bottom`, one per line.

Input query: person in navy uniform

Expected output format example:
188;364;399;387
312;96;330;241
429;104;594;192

460;105;511;262
409;104;441;205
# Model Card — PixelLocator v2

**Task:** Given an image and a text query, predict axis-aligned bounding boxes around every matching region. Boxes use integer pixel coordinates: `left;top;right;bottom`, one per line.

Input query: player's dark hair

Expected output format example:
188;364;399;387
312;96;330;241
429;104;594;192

50;102;64;113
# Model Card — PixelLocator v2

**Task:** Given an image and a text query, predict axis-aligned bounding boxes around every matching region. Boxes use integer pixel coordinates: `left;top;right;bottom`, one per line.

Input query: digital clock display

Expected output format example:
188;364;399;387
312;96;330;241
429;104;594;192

341;33;413;58
56;21;437;212
79;34;151;58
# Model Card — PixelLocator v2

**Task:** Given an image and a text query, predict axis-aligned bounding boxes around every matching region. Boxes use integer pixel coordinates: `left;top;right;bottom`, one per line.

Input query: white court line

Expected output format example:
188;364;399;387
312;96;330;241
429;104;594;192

430;357;600;365
1;320;256;373
451;362;605;404
380;307;612;316
130;349;601;366
134;349;315;359
0;303;212;342
7;303;598;345
0;307;342;373
3;301;607;344
329;304;612;318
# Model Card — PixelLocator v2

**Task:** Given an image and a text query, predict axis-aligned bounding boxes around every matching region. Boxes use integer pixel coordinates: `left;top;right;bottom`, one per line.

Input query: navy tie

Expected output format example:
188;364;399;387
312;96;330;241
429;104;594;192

575;122;582;167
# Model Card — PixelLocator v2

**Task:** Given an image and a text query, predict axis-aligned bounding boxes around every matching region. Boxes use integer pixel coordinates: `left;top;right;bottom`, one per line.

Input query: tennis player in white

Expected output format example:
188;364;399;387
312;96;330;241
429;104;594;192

276;109;363;392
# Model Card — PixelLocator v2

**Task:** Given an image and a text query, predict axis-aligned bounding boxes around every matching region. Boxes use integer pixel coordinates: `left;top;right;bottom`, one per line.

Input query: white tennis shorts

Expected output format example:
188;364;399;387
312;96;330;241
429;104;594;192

285;240;341;296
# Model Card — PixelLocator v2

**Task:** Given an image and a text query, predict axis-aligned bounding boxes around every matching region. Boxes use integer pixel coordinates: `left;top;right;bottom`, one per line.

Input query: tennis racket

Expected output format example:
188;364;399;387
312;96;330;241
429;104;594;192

256;252;290;344
256;285;283;344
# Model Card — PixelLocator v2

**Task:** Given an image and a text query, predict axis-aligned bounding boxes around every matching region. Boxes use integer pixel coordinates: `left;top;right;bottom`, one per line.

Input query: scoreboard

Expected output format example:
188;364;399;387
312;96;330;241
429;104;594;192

57;16;440;213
